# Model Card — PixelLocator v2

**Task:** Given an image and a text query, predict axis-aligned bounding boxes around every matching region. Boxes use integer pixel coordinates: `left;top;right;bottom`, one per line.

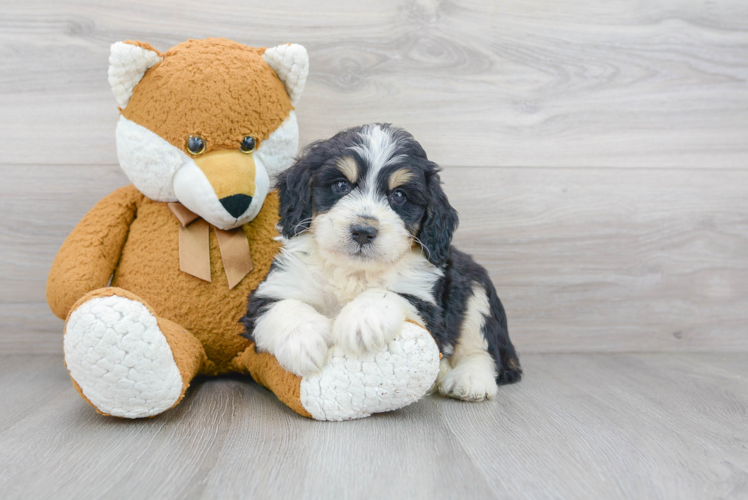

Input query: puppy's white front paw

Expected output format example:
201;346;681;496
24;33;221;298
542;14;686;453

333;289;406;355
253;299;332;377
274;319;331;377
438;358;498;402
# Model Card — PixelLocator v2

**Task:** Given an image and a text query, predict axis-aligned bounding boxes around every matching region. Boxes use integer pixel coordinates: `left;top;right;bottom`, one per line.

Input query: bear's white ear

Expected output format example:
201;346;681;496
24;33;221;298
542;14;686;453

263;44;309;106
108;42;162;108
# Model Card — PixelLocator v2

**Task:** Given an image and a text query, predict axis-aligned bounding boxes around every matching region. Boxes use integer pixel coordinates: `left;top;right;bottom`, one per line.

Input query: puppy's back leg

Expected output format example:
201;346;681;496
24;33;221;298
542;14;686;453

438;282;521;401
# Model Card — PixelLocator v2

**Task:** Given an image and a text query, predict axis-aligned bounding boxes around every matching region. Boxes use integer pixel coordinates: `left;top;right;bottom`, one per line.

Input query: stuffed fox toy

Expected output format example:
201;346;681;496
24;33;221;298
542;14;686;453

46;38;440;421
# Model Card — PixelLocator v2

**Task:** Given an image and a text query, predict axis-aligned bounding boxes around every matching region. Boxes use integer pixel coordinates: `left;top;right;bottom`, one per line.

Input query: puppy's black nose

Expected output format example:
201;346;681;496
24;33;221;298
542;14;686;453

350;224;378;245
220;194;252;218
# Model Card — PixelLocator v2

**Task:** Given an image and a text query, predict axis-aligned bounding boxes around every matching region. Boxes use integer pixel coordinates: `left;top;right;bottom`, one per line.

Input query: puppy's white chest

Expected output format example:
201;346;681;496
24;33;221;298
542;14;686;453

258;234;443;318
326;272;387;309
307;253;441;317
298;265;395;317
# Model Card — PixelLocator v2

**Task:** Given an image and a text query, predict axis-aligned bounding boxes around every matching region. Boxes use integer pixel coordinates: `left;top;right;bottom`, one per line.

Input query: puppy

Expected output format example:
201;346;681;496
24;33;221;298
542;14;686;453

242;124;521;401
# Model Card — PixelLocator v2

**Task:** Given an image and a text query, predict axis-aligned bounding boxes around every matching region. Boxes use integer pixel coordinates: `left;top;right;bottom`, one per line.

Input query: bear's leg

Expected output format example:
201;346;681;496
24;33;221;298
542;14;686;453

63;287;206;418
232;321;441;421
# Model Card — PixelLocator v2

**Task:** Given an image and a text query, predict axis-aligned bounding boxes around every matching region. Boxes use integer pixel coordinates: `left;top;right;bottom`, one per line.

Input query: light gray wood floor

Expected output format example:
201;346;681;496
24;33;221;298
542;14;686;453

1;353;746;500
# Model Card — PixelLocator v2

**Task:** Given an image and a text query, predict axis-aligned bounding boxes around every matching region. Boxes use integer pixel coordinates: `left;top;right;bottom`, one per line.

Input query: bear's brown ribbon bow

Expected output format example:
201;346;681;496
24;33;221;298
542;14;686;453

167;202;253;290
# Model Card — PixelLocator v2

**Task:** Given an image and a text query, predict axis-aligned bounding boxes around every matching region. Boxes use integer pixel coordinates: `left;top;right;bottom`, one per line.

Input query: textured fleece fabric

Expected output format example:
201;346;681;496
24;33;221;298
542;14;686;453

64;287;206;418
233;321;440;421
122;38;293;155
262;44;309;106
298;322;441;421
48;186;281;374
108;41;163;109
254;111;299;185
115;114;187;202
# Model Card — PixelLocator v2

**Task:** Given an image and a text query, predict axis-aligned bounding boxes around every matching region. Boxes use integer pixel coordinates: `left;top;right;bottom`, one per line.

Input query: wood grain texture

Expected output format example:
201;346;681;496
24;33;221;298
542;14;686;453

1;0;747;167
443;167;748;353
1;0;747;353
3;165;746;353
0;353;746;500
440;352;748;500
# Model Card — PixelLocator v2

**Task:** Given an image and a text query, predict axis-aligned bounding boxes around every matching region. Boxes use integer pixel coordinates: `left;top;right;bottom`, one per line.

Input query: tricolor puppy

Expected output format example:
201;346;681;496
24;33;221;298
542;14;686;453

243;124;521;401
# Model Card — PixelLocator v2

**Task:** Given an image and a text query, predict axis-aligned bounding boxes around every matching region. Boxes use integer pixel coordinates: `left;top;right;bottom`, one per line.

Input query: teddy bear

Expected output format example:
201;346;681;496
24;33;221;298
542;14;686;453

45;38;440;421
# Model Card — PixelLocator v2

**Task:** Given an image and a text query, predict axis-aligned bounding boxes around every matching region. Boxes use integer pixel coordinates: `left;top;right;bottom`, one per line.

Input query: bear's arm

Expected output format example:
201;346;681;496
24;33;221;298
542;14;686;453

46;185;143;319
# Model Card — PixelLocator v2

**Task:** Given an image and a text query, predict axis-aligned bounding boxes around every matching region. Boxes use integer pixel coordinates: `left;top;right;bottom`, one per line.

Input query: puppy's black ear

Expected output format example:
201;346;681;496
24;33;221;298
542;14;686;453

276;158;314;238
419;168;459;267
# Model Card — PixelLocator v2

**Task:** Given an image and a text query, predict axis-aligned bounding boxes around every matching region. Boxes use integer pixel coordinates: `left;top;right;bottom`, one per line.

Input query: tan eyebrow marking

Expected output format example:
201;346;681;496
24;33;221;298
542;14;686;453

336;156;358;183
388;168;414;191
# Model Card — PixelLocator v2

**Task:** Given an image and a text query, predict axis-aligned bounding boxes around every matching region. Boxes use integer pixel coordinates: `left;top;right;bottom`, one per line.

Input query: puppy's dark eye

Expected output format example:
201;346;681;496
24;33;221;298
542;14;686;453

389;189;407;206
332;180;351;195
186;135;206;156
240;136;256;153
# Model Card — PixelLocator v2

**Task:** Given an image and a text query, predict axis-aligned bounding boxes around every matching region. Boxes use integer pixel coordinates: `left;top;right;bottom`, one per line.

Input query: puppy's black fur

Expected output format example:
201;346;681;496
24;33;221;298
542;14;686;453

242;261;280;345
244;124;521;386
404;249;521;385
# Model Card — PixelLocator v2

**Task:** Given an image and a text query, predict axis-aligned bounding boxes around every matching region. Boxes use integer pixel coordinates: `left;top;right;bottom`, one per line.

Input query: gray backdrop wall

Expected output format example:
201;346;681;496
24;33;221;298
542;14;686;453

2;0;747;354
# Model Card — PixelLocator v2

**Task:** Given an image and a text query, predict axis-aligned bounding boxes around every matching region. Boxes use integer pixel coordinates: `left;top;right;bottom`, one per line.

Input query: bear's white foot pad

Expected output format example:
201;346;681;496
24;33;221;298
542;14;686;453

64;295;183;418
299;322;440;421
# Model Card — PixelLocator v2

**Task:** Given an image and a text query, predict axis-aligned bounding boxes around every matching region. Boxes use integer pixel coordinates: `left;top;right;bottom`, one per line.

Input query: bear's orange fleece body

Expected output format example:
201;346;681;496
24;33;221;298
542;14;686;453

48;185;279;374
48;187;311;417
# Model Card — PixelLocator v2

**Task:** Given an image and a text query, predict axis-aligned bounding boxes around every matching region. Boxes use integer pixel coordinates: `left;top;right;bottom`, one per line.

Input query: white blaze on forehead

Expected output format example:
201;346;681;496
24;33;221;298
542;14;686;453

349;125;404;192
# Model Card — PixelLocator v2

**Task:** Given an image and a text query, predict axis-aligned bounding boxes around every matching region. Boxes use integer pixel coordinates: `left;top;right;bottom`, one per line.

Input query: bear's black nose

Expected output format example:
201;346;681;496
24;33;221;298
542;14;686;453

350;224;378;246
220;194;252;218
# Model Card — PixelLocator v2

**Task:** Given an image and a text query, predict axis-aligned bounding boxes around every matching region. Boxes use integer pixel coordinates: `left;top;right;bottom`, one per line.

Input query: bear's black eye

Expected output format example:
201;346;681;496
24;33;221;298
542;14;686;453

389;189;407;206
332;180;351;195
186;135;205;156
240;136;256;153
